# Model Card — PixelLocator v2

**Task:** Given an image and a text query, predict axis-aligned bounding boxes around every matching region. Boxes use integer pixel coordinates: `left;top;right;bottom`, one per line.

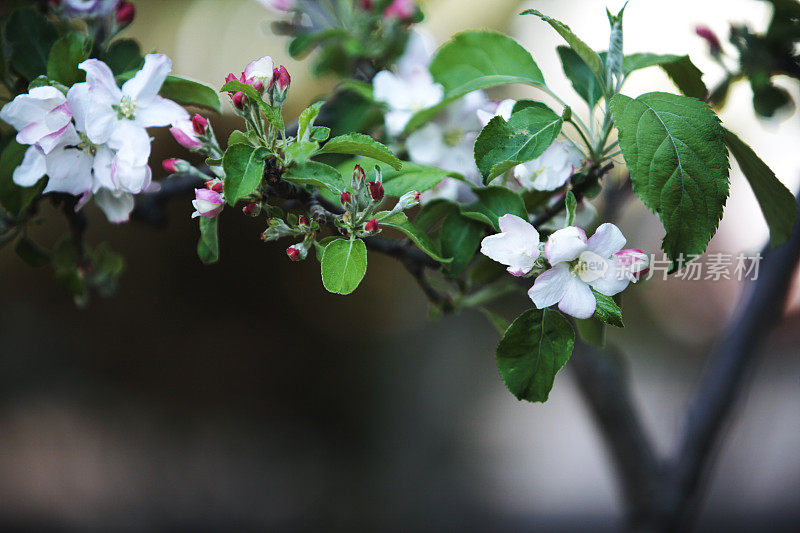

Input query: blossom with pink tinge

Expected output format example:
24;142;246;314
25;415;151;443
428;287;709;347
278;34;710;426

191;188;224;219
480;214;541;277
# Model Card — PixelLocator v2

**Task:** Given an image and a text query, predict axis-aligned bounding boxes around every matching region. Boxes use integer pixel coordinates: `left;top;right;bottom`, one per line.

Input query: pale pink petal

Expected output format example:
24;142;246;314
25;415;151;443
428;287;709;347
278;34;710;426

136;96;189;128
109;121;152;166
79;59;122;103
122;54;171;103
44;146;94;195
587;222;626;257
498;214;539;244
94;189;135;224
528;263;572;309
558;275;596;319
544;226;587;265
12;146;47;187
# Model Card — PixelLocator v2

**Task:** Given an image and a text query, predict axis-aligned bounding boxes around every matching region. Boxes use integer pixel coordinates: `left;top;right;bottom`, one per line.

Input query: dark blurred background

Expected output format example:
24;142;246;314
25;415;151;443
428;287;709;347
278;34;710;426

1;1;799;531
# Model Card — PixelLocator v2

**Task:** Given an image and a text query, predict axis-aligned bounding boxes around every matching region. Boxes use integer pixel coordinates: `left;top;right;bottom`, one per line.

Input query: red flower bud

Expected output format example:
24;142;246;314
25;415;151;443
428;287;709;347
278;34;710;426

353;164;366;186
225;72;237;84
359;0;374;8
205;179;224;193
340;191;352;205
286;246;301;261
232;91;247;110
247;77;264;93
243;203;260;217
695;26;722;55
364;218;380;233
191;114;208;135
162;158;180;173
298;215;310;226
115;1;135;24
368;181;384;202
275;66;291;92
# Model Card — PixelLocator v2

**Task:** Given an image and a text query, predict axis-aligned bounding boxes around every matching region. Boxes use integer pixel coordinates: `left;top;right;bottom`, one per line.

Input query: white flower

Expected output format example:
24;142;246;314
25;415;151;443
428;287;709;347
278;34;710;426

397;30;436;78
62;0;118;17
0;86;73;154
373;69;444;136
480;214;541;276
527;223;645;319
514;140;584;191
79;54;188;169
476;98;516;127
243;56;274;85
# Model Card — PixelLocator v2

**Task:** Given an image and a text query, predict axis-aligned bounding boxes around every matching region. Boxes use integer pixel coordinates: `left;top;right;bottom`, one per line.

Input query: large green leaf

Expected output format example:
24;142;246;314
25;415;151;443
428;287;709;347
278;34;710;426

47;32;92;86
283;161;346;195
474;104;563;183
404;30;546;134
222;144;269;205
557;46;604;108
321;237;368;295
378;211;452;264
496;308;575;403
439;211;485;276
460;187;529;231
103;39;143;75
724;129;798;247
5;8;57;81
611;92;730;265
521;9;604;83
197;216;219;264
160;75;221;113
318;133;401;170
623;53;708;100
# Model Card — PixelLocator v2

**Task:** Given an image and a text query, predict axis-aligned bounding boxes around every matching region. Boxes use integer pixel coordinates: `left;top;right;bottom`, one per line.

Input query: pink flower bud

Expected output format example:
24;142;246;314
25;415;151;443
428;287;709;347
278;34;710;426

298;215;310;226
340;191;352;205
352;164;366;187
286;246;302;261
695;26;722;55
383;0;415;19
116;1;135;24
169;119;202;150
225;72;238;85
364;218;380;233
191;114;208;135
247;77;264;92
614;248;650;280
275;66;291;92
205;179;224;193
243;202;261;217
191;188;224;219
232;91;247;110
162;158;180;173
368;181;384;202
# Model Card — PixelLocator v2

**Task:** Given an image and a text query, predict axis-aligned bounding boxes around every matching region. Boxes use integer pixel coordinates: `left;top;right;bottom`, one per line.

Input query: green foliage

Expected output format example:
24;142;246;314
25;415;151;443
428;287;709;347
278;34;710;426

378;211;452;264
5;8;57;81
439;212;485;276
496;308;575;403
474;104;563;183
461;187;529;231
321;237;368;295
521;9;604;83
298;101;325;141
592;290;623;327
318;133;401;170
611;92;730;266
557;46;604;108
283;161;346;195
575;318;606;348
102;39;143;75
197;217;219;264
222;144;269;205
220;80;281;125
724;129;798;247
14;236;49;267
565;190;577;226
623;54;708;99
339;159;462;198
47;32;92;86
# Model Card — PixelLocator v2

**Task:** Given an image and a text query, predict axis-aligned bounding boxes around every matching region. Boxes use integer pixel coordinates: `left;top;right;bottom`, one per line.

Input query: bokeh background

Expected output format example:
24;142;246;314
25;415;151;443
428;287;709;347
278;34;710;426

1;0;799;531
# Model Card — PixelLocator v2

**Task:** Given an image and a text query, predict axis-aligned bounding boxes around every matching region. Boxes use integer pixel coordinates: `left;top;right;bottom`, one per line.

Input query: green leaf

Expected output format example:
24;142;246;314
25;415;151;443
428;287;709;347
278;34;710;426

159;75;221;113
480;308;511;335
14;236;49;267
404;30;546;134
565;190;577;226
220;80;282;127
611;92;730;266
197;216;219;264
592;290;623;327
439;211;486;276
521;9;604;83
102;39;143;75
5;8;58;81
283;161;346;195
298;101;325;141
378;211;452;264
339;160;461;198
496;308;575;403
557;46;604;108
415;199;459;232
318;133;401;170
47;32;91;86
575;318;606;348
474;105;563;183
227;130;252;147
724;129;798;247
461;187;529;231
310;126;330;142
321;237;368;295
284;140;319;165
0;140;45;216
623;53;708;100
222;144;268;205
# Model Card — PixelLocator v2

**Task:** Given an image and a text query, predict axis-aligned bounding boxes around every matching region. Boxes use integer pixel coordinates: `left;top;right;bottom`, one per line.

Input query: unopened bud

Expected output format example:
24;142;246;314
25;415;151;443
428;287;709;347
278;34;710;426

352;165;366;189
383;0;415;19
261;218;294;241
368;181;384;202
275;66;290;92
695;26;722;56
364;218;380;233
397;190;420;210
115;1;135;24
191;114;208;135
340;191;352;206
614;248;650;281
232;91;247;110
286;246;301;261
243;203;261;217
225;72;237;85
298;215;310;226
205;178;224;193
162;158;180;173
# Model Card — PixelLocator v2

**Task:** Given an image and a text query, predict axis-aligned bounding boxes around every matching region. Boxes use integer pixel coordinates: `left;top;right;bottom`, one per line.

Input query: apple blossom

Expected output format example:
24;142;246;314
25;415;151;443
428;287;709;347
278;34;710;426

115;1;135;24
191;188;224;219
384;0;416;19
286;245;304;261
477;99;516;127
364;218;380;233
0;86;73;154
514;140;584;191
162;158;180;173
527;223;645;319
243;203;261;217
372;69;443;137
368;181;384;202
244;56;275;89
340;192;353;206
480;214;541;277
61;0;119;17
232;91;247;110
396;190;421;210
205;179;224;193
169;118;202;150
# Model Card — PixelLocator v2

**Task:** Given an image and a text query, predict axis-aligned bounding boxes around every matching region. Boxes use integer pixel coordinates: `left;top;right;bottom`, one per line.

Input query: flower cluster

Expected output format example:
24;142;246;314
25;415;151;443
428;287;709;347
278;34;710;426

481;215;649;319
0;54;188;223
224;56;291;111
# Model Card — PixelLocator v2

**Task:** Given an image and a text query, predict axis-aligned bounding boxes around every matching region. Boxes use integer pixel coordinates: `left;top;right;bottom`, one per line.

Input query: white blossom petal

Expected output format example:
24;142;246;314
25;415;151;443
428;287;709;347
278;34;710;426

122;54;171;103
406;123;446;166
12;146;47;187
587;222;626;257
94;188;135;224
558;274;596;319
43;146;94;195
528;263;572;309
79;59;122;104
136;96;189;129
544;226;587;265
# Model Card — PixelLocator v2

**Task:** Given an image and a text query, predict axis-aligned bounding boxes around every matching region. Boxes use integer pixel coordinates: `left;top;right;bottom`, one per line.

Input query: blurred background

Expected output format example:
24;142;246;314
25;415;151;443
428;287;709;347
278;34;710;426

1;0;799;531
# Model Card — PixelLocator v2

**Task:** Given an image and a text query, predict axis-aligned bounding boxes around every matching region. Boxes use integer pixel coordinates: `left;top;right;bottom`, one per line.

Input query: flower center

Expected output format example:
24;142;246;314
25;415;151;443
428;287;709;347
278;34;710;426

116;95;136;120
444;128;464;147
77;132;97;155
570;250;607;283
